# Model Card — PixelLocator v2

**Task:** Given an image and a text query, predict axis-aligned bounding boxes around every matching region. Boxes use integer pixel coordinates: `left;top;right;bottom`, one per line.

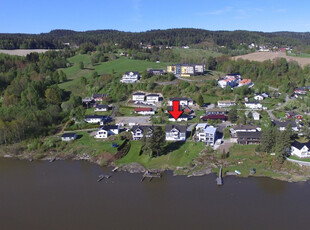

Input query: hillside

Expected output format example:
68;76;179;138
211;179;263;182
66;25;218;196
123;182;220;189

1;28;310;51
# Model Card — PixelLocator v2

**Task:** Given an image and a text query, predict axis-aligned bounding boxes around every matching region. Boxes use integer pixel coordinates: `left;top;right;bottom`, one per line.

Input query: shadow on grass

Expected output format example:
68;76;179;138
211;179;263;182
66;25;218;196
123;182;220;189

76;134;83;140
160;141;186;156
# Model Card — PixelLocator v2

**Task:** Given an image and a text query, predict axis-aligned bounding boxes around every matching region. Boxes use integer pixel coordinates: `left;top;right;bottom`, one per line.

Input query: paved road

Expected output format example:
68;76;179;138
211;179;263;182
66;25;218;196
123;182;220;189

111;105;119;119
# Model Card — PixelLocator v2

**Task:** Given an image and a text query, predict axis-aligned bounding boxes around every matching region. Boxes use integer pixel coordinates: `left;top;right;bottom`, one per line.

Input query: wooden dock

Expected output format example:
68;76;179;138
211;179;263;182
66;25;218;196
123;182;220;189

97;174;111;182
141;170;161;182
216;165;223;186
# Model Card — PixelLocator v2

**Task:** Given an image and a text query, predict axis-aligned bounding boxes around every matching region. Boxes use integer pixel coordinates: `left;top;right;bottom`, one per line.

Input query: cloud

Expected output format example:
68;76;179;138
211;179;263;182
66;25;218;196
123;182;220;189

132;0;142;22
198;6;233;16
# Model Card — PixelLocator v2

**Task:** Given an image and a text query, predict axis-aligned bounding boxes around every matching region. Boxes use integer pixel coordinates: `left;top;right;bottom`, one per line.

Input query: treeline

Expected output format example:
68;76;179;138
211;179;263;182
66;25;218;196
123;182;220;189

0;51;83;144
1;28;310;50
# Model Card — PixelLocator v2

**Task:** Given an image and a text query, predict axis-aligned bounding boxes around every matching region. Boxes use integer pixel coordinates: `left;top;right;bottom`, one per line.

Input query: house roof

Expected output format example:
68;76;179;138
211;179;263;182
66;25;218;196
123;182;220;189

92;93;105;98
203;126;217;134
218;100;236;103
135;107;152;112
96;104;109;109
196;123;208;129
169;97;192;101
169;113;188;119
201;115;228;120
291;140;310;150
132;125;154;132
61;133;77;138
133;92;145;96
146;94;159;97
100;125;119;131
165;125;187;133
239;79;252;84
245;101;261;105
206;108;227;113
125;71;140;75
85;115;106;119
237;132;261;138
273;120;297;128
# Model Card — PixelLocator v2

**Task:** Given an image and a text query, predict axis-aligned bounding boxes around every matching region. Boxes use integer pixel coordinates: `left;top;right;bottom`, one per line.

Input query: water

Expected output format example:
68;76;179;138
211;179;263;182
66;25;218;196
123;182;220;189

0;158;309;230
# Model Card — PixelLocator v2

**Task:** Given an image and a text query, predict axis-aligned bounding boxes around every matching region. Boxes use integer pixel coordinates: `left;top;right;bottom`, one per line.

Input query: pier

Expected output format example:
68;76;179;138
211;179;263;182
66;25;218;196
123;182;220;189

216;165;223;186
141;170;161;182
97;174;111;182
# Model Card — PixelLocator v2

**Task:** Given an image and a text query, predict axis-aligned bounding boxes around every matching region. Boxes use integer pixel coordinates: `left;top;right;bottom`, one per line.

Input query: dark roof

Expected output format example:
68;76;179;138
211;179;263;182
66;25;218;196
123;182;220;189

169;113;188;119
245;101;261;104
291;140;310;150
273;120;297;128
100;125;119;131
85;115;106;119
237;132;261;138
92;93;105;98
133;92;145;96
135;107;152;112
167;105;182;111
61;133;77;138
286;111;297;116
165;125;187;133
146;94;159;97
132;125;154;132
125;71;140;75
96;104;109;109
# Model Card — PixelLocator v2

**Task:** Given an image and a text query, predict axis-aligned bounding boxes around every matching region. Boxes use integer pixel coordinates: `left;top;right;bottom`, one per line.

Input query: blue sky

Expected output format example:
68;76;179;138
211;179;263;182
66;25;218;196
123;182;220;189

1;0;310;33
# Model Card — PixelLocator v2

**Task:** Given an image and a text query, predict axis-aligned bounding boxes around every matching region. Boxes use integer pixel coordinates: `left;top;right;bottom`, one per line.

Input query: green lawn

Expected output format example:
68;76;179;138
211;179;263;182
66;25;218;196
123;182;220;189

289;155;310;162
272;110;286;119
116;141;205;169
66;131;125;156
287;52;310;58
58;55;171;94
173;48;222;60
118;106;136;116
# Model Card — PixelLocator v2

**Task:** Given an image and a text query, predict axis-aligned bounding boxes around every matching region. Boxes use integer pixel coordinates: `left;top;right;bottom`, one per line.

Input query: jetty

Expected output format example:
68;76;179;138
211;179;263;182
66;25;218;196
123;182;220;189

216;165;223;186
97;174;111;182
141;170;161;182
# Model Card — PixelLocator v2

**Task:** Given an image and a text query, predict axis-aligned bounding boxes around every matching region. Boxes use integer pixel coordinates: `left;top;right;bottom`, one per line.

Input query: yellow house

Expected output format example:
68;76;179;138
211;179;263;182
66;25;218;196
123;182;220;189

181;65;194;77
167;65;176;74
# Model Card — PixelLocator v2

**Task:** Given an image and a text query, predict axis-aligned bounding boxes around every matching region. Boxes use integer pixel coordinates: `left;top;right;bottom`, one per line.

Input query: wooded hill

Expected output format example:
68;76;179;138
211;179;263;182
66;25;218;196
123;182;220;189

1;28;310;50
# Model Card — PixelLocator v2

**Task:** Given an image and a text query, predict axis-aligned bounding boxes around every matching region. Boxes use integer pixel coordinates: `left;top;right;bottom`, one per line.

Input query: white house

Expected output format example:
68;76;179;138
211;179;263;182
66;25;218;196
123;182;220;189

165;125;187;141
132;92;146;101
131;126;153;140
230;125;260;138
218;75;239;88
168;98;194;106
168;114;189;122
196;126;217;145
134;107;155;115
61;133;77;141
217;100;236;108
94;104;109;112
195;123;208;131
95;125;120;139
291;141;310;158
120;71;141;83
252;111;260;120
245;101;262;110
146;94;160;103
273;120;299;132
85;115;106;123
254;95;264;101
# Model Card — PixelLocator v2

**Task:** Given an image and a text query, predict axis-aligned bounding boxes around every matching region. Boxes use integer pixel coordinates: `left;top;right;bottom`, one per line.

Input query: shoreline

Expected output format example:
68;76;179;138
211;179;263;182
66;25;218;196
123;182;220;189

1;151;309;183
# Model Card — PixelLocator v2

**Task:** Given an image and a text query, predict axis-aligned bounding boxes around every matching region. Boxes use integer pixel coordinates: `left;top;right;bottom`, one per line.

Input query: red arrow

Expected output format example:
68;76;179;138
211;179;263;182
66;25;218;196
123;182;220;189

169;101;183;120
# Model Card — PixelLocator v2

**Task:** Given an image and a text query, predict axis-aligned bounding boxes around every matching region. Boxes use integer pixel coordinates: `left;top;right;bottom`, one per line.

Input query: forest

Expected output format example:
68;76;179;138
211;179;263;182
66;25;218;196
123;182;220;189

1;28;310;52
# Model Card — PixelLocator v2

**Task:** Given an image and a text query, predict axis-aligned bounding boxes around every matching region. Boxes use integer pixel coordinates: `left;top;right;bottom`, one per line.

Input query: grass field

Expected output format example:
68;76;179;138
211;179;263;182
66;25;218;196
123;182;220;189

116;141;205;169
58;55;171;94
66;131;125;156
287;52;310;58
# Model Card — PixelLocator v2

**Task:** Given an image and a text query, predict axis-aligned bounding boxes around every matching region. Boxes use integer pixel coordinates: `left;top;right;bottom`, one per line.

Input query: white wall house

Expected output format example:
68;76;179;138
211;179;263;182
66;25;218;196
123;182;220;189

168;114;189;122
196;126;217;145
95;125;120;139
168;98;193;106
94;104;109;112
291;141;310;158
131;126;153;140
165;125;187;141
120;71;141;83
132;92;146;101
254;95;264;101
61;133;77;141
245;102;262;110
252;111;260;120
85;115;106;123
146;94;160;103
217;100;236;108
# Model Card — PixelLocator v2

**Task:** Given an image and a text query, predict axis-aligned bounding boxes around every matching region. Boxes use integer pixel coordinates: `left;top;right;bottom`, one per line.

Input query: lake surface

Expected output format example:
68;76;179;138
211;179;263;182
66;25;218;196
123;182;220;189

0;158;309;230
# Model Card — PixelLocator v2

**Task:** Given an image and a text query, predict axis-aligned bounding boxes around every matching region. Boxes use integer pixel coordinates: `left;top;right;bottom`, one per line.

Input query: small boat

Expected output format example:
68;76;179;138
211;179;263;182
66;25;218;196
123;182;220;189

112;166;119;172
234;170;241;175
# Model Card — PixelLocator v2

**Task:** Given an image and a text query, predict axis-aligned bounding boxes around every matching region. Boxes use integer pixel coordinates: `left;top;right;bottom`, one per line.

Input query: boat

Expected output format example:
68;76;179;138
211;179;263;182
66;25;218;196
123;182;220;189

234;170;241;175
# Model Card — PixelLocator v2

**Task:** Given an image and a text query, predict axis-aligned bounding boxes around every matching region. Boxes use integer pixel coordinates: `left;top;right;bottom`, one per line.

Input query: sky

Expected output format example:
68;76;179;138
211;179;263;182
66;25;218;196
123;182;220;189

1;0;310;34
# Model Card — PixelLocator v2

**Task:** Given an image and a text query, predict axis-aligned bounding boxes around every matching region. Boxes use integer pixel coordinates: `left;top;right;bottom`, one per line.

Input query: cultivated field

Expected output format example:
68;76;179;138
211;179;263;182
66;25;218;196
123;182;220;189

0;49;57;56
233;51;310;67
